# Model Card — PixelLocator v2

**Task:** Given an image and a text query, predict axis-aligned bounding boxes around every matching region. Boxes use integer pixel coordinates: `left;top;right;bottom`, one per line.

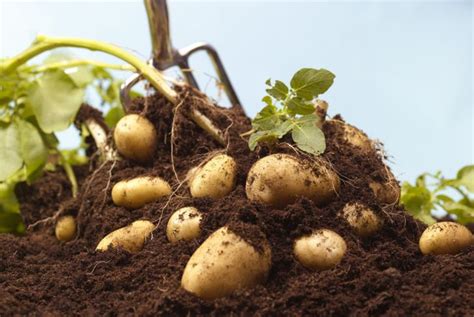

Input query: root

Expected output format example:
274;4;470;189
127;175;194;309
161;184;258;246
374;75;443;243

97;160;117;214
27;207;64;231
170;96;187;184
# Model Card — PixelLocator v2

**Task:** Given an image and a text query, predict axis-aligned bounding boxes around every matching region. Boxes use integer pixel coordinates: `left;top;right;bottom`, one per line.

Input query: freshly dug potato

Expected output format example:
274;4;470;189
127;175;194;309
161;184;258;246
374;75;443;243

96;220;155;253
294;229;347;271
112;176;171;209
328;119;373;152
55;215;76;242
114;114;157;162
419;222;473;255
341;202;383;237
369;178;400;205
181;226;272;299
246;154;339;208
188;154;237;199
166;207;202;243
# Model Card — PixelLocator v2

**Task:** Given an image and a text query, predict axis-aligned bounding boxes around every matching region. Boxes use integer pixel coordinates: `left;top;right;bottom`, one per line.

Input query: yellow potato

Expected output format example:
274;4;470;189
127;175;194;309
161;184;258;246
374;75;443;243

328;119;373;152
114;114;157;162
246;154;339;208
369;180;400;205
166;207;202;243
189;154;237;199
341;202;383;237
96;220;155;253
55;215;76;242
294;229;347;271
419;222;473;255
181;226;272;299
112;176;171;209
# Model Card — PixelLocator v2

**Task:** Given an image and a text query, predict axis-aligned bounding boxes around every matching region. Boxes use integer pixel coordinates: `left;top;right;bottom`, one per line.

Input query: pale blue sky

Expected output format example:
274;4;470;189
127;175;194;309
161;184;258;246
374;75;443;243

0;0;472;182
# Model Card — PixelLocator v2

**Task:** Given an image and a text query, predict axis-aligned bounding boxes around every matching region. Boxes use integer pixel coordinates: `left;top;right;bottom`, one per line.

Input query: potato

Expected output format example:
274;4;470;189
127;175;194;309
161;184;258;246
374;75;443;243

246;154;339;208
294;229;347;271
341;202;383;237
114;114;157;162
328;119;373;152
369;178;400;205
419;222;473;255
55;215;76;242
112;176;171;209
166;207;202;243
181;226;271;299
96;220;155;253
188;154;237;199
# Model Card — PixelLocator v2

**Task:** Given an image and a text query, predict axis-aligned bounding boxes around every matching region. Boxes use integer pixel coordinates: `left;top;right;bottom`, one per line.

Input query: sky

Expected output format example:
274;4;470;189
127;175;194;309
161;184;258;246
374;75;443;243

0;0;472;182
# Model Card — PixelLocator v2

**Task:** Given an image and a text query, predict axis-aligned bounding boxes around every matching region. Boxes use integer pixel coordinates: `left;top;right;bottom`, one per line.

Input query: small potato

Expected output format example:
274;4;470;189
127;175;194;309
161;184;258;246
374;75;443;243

166;207;202;243
181;226;271;299
294;229;347;271
328;119;373;152
246;154;339;208
114;114;157;162
341;202;383;237
369;180;400;205
55;215;76;242
112;176;171;209
189;154;237;199
419;222;473;255
96;220;155;253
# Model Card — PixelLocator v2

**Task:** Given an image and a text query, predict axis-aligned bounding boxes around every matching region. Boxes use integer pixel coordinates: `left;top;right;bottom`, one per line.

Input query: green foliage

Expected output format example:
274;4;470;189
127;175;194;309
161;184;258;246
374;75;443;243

0;52;129;234
401;165;474;225
249;68;335;155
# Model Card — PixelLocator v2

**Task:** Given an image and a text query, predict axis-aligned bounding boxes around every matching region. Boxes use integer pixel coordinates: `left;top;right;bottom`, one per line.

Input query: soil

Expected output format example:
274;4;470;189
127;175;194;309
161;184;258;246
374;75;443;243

1;87;473;316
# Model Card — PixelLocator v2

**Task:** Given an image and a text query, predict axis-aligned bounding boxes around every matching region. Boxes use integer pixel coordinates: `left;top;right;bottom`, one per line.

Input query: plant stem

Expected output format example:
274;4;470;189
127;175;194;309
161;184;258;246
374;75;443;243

0;35;177;104
24;59;136;73
59;152;79;198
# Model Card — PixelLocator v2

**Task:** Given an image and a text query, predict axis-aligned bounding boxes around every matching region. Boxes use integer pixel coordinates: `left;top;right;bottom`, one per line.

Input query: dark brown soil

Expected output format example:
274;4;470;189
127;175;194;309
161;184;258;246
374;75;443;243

1;88;473;316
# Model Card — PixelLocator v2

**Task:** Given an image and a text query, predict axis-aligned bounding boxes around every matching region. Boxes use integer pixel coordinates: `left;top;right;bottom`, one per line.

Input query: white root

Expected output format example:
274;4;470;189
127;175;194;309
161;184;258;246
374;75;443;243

85;119;118;161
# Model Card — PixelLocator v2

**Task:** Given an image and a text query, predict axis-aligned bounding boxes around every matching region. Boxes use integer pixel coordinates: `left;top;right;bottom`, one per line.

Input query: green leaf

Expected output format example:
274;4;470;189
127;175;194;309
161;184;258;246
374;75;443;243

290;68;335;100
16;119;48;176
291;121;326;155
0;182;19;214
266;80;289;101
248;130;279;151
66;66;95;88
286;97;315;115
27;70;84;133
0;122;22;181
400;182;436;224
262;96;273;107
104;105;125;128
0;212;24;234
456;165;474;192
442;201;474;224
252;104;281;130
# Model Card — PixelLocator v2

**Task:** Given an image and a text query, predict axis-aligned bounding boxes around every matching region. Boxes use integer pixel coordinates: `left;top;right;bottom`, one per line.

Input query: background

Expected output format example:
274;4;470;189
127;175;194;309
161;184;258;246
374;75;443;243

1;0;472;182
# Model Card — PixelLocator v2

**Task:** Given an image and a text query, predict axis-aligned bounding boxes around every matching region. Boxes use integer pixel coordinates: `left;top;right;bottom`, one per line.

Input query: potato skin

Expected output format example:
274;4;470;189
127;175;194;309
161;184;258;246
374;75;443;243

96;220;155;253
55;215;76;242
114;114;157;162
328;119;373;152
341;202;383;237
166;207;202;243
189;154;237;199
419;222;473;255
246;154;340;208
294;229;347;271
181;227;272;299
369;180;400;205
112;176;171;209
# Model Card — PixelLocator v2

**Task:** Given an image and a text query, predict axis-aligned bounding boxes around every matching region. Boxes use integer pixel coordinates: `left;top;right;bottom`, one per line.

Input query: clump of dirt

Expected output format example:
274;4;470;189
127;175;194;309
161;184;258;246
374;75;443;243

0;87;472;316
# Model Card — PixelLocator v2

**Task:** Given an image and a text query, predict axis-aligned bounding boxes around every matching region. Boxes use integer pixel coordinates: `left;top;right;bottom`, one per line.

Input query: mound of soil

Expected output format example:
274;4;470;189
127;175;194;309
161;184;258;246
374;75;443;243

0;88;472;316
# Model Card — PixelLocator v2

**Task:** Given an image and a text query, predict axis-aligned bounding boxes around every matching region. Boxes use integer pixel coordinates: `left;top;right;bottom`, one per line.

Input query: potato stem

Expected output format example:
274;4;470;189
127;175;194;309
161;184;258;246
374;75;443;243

189;108;226;146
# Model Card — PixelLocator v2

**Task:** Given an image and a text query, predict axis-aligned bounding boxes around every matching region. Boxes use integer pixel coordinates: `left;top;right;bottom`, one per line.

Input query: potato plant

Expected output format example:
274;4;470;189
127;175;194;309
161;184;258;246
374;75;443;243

401;165;474;225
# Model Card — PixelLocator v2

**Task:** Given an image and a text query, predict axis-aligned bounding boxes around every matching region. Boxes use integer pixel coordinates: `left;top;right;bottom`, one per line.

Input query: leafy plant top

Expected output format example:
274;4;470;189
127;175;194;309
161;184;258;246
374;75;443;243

249;68;335;155
401;165;474;225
